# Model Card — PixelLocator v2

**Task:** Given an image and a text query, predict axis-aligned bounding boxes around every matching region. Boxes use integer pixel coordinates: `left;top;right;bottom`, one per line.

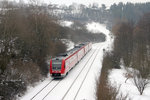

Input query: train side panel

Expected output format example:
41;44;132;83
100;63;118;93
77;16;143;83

77;47;85;62
88;43;92;51
84;44;89;54
61;59;65;74
65;53;78;73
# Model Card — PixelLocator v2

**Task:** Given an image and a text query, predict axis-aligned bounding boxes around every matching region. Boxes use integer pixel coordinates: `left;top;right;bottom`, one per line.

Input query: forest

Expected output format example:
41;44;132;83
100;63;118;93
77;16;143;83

0;1;105;100
97;11;150;100
53;2;150;29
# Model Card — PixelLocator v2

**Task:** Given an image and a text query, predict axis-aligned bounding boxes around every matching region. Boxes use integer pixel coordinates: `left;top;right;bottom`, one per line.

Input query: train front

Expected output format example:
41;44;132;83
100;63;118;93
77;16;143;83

50;57;65;78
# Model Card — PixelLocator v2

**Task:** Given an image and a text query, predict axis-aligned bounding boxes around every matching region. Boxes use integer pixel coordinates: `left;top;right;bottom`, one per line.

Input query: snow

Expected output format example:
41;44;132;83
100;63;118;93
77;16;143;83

19;22;113;100
19;78;52;99
109;69;150;100
59;21;73;28
61;39;74;51
86;22;108;34
86;22;113;50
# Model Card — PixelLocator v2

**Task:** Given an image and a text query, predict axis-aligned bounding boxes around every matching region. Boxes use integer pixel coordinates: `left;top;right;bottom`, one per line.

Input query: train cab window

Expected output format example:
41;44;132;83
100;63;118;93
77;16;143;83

52;60;62;70
58;53;68;57
74;45;80;48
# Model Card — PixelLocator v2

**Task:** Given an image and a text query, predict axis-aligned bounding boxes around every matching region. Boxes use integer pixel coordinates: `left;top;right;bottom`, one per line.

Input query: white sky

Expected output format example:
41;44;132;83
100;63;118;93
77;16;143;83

45;0;150;6
4;0;150;7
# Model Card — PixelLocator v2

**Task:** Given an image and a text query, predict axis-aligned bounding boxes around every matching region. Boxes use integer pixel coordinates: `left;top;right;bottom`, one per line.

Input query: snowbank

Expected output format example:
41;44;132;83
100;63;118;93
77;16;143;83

59;20;73;28
61;39;74;51
86;22;106;34
109;69;150;100
86;22;113;51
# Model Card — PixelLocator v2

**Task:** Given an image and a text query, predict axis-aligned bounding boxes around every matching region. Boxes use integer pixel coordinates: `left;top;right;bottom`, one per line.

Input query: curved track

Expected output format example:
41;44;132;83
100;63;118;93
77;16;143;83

62;46;100;100
21;43;103;100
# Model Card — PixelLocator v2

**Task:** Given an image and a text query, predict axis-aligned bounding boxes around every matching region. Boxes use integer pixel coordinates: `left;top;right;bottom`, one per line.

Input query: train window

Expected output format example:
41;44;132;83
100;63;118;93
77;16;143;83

52;61;62;70
74;45;80;48
58;53;68;57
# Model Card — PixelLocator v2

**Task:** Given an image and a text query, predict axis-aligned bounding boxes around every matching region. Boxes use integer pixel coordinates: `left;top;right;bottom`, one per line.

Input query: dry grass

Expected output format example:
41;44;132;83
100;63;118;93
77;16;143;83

96;53;129;100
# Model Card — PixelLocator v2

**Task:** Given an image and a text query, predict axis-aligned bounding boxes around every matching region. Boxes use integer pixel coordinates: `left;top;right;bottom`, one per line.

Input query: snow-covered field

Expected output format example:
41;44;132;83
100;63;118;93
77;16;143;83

109;68;150;100
20;22;112;100
86;22;107;33
59;21;73;28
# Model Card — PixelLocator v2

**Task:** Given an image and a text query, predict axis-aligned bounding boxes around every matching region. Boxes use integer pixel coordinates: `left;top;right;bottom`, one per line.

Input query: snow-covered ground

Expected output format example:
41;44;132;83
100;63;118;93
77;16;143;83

59;20;73;28
109;68;150;100
86;22;113;51
19;22;113;100
86;22;106;33
61;39;74;51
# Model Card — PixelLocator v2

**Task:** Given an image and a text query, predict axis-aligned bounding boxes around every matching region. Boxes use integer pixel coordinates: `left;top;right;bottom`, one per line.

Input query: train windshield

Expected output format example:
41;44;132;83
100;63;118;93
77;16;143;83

52;60;62;70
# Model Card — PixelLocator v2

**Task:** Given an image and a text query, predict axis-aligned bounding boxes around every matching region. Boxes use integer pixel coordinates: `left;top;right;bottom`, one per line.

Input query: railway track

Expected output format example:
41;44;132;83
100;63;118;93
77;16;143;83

74;46;101;99
30;80;61;100
30;80;54;100
29;46;100;100
62;45;101;100
42;80;62;100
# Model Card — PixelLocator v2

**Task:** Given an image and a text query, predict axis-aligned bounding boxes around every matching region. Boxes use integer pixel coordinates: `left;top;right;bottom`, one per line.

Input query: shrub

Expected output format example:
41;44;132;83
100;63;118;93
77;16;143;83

0;2;67;99
96;52;128;100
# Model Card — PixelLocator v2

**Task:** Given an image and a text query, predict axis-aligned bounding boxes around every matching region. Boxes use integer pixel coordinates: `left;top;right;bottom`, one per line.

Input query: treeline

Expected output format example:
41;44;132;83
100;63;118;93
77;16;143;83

64;21;106;43
0;2;67;100
50;2;150;29
97;12;150;99
113;13;150;95
112;12;150;74
49;3;109;23
109;2;150;28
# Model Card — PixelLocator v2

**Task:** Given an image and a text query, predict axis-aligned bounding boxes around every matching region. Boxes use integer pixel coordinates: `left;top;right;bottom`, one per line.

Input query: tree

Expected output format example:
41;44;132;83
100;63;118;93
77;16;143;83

0;3;18;73
128;12;150;95
112;21;133;68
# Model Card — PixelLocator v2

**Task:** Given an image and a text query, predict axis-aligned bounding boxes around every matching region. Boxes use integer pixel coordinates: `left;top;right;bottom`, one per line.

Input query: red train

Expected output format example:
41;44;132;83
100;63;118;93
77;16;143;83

50;42;92;78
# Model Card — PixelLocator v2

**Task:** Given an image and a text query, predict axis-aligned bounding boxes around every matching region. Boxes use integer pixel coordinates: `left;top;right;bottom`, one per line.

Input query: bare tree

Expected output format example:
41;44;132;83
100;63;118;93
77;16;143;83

133;72;149;95
127;13;150;95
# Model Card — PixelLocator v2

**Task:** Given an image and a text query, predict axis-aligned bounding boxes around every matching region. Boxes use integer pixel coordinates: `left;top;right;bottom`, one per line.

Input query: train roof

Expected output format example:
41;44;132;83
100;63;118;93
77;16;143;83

52;43;88;60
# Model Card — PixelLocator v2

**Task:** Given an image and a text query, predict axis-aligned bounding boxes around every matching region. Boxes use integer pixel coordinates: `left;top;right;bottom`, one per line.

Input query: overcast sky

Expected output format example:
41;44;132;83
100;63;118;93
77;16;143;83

45;0;150;6
5;0;150;7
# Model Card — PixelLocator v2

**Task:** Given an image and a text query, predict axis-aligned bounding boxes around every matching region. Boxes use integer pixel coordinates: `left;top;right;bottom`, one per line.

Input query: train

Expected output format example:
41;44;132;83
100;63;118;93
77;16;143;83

50;42;92;78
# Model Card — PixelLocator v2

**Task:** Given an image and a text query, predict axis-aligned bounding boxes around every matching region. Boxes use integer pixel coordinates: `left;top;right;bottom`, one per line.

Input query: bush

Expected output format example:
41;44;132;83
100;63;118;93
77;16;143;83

112;21;133;68
0;3;67;99
102;52;120;69
96;52;128;100
0;80;26;100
